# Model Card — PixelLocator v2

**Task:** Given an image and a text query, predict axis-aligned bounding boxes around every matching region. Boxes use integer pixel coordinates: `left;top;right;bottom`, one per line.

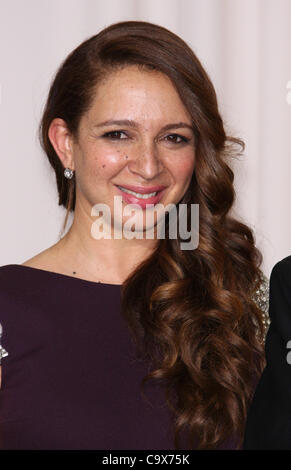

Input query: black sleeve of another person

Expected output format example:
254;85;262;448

244;255;291;449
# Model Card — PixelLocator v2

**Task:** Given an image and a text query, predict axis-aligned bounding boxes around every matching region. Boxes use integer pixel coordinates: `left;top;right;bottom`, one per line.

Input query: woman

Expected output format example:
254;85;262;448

0;20;269;450
244;256;291;449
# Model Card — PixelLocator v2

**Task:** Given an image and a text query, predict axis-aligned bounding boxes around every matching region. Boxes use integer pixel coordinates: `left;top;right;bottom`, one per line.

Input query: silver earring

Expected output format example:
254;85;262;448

64;168;74;179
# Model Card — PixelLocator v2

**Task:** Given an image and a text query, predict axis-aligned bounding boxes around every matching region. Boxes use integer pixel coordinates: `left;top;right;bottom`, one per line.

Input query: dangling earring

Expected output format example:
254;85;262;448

64;168;74;179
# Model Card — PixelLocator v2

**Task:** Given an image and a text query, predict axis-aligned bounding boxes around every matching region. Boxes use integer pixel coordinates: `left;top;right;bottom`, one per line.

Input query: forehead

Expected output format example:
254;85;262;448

86;66;191;123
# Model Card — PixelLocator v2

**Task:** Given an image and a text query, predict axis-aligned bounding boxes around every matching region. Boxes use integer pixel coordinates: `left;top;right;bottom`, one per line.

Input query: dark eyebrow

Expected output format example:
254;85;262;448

94;119;195;133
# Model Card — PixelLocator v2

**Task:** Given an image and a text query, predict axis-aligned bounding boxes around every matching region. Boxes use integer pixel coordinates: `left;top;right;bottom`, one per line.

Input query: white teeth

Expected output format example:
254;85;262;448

118;186;157;199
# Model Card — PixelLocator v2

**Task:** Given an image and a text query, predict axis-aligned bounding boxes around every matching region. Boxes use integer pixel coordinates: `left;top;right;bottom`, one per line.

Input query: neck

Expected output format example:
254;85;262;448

53;204;159;284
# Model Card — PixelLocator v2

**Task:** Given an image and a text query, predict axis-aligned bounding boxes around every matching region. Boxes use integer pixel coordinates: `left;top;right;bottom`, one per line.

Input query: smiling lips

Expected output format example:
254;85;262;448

114;184;167;208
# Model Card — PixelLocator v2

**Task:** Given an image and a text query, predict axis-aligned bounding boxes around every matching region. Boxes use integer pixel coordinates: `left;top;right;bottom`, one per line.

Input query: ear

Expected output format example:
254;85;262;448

48;118;75;170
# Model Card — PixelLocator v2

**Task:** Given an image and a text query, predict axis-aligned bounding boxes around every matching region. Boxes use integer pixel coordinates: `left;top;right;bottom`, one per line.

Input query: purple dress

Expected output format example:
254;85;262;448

0;264;175;450
0;264;239;450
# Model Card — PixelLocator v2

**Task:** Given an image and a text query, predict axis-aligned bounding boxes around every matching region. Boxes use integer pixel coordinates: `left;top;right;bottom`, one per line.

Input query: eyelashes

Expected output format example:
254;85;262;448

101;130;190;144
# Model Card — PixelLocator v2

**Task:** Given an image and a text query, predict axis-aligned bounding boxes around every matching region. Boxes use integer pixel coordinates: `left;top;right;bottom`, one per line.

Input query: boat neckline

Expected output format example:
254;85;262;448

3;264;123;287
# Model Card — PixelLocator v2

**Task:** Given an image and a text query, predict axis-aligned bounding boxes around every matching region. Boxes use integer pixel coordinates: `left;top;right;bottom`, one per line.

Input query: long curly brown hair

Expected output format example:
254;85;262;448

39;20;266;449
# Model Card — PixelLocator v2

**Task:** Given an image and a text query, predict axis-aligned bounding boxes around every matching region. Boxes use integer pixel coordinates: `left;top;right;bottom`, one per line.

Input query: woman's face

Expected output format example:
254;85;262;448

59;65;196;234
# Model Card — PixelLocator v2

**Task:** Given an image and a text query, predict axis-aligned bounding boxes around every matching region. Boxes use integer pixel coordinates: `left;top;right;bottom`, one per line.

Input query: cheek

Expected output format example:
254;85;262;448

89;148;126;178
169;153;195;182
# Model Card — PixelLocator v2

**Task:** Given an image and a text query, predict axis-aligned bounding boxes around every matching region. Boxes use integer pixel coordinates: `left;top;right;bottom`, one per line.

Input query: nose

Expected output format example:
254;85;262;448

127;139;164;180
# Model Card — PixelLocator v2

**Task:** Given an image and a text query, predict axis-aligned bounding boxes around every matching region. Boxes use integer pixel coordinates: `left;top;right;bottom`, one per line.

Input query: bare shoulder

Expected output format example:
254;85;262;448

21;243;63;271
21;251;51;269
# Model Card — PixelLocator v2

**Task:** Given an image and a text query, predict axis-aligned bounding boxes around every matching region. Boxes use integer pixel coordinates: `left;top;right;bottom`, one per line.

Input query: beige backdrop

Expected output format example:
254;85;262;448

0;0;290;277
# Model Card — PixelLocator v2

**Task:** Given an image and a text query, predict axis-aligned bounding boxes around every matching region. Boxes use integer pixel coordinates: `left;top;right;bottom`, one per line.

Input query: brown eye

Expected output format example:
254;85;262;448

166;134;189;144
102;130;127;139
